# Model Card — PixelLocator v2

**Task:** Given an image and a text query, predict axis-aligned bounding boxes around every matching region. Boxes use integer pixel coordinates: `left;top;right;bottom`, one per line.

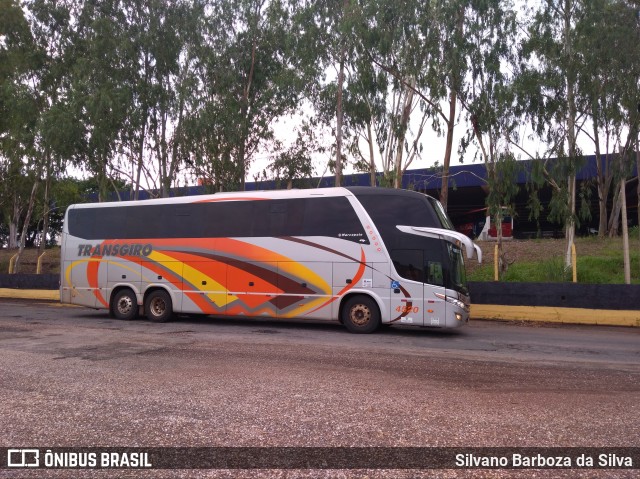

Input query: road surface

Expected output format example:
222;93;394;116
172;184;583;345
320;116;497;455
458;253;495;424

1;299;639;478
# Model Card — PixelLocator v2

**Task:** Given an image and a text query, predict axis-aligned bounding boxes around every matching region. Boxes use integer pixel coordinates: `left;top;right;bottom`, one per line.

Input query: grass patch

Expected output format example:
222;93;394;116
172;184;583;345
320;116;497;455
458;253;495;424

468;240;640;284
470;258;572;283
0;247;61;274
577;255;640;284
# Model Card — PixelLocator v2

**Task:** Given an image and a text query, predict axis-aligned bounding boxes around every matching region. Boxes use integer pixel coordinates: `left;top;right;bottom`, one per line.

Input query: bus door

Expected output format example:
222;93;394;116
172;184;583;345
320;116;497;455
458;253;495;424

390;248;449;327
422;256;448;328
389;249;425;326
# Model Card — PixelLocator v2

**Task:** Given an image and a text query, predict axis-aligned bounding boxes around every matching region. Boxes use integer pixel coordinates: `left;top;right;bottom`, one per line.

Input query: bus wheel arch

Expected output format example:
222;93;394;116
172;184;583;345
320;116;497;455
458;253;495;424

339;293;382;334
110;287;139;321
144;287;174;323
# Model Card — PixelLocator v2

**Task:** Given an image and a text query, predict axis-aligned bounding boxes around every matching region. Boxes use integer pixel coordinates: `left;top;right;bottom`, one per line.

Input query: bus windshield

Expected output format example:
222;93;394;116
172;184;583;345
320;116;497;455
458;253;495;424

426;196;455;230
447;243;468;296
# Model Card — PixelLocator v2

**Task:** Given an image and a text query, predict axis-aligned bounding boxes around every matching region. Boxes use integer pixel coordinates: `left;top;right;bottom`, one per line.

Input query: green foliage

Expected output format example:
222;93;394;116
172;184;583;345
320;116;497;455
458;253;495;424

485;153;520;220
1;0;639;245
268;123;319;188
468;239;640;284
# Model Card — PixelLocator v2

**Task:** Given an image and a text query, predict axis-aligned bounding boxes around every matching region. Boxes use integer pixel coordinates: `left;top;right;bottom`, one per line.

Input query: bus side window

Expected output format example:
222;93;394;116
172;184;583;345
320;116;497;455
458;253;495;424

266;200;304;237
391;249;425;282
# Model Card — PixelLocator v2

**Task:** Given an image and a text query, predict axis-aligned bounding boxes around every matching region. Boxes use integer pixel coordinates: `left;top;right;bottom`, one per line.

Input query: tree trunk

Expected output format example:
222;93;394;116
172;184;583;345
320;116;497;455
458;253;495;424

335;46;346;187
9;197;20;249
593;128;610;237
495;210;505;279
13;176;40;273
563;0;577;269
134;120;146;201
564;173;576;268
620;178;630;284
440;88;457;211
393;77;415;189
239;34;257;191
38;164;52;257
367;121;376;187
134;52;151;201
608;184;622;237
636;139;639;279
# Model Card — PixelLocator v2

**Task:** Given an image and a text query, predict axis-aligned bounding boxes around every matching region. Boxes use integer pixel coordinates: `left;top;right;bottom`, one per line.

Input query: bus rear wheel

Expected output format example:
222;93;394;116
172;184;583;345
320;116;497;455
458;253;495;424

145;290;174;323
112;288;138;321
341;295;381;334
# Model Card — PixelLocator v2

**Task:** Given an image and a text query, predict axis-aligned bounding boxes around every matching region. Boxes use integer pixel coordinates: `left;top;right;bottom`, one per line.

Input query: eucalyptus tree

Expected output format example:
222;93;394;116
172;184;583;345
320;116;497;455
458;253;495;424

575;0;640;238
519;0;587;268
5;0;80;270
268;122;319;189
343;0;436;189
187;0;305;191
457;0;520;277
353;0;485;202
0;0;39;249
142;0;204;197
67;0;133;201
291;0;360;187
587;0;640;282
341;54;389;186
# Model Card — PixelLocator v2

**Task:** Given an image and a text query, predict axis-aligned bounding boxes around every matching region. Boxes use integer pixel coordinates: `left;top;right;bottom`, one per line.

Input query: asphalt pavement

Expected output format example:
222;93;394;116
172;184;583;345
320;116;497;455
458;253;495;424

1;300;639;478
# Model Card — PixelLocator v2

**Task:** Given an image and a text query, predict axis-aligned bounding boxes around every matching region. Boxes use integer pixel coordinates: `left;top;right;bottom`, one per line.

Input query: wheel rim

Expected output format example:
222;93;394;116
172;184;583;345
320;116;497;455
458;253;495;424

349;303;371;326
117;296;133;315
150;297;166;317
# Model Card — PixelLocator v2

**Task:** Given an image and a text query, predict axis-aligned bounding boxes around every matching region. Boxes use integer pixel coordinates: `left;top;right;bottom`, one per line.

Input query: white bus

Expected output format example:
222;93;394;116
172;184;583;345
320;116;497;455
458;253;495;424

60;187;481;333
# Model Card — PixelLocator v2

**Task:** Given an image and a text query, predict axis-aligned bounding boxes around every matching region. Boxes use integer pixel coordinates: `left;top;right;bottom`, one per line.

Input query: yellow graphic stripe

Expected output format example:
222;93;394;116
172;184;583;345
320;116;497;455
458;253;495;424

182;261;234;307
148;250;237;307
65;258;150;287
145;251;183;273
277;261;332;296
278;295;333;318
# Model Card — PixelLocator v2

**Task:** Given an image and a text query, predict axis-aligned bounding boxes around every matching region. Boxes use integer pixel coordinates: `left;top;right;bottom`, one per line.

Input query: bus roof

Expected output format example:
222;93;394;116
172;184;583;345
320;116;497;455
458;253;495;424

67;186;438;210
67;187;358;209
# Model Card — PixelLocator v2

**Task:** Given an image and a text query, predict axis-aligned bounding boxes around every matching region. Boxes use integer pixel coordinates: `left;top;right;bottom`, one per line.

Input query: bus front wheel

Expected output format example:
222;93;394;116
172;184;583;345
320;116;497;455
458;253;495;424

112;288;138;321
145;290;174;323
341;295;381;334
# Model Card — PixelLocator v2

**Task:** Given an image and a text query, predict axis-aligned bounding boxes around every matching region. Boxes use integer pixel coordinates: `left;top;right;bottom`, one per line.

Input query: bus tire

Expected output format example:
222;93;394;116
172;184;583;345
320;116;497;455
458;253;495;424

341;295;381;334
112;288;138;321
145;289;174;323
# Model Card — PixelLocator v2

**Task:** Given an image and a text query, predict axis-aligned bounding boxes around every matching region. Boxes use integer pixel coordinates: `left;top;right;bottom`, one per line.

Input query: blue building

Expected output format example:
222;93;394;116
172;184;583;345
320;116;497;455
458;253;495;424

117;154;639;238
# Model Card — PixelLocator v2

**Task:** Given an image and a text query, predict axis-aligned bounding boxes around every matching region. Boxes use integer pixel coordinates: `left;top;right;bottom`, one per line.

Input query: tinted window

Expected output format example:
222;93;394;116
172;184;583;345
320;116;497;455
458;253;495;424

355;194;441;251
391;249;425;282
68;196;367;244
301;196;366;241
355;192;455;289
391;246;445;286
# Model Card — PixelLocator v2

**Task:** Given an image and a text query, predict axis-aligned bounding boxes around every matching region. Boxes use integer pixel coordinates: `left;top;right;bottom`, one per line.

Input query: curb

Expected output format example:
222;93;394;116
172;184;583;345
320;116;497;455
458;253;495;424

471;304;640;327
0;288;60;301
1;290;639;327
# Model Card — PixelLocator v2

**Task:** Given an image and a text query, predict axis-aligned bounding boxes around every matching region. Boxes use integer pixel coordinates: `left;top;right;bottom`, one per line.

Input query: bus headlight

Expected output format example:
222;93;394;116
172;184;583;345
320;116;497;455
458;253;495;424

434;293;469;312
